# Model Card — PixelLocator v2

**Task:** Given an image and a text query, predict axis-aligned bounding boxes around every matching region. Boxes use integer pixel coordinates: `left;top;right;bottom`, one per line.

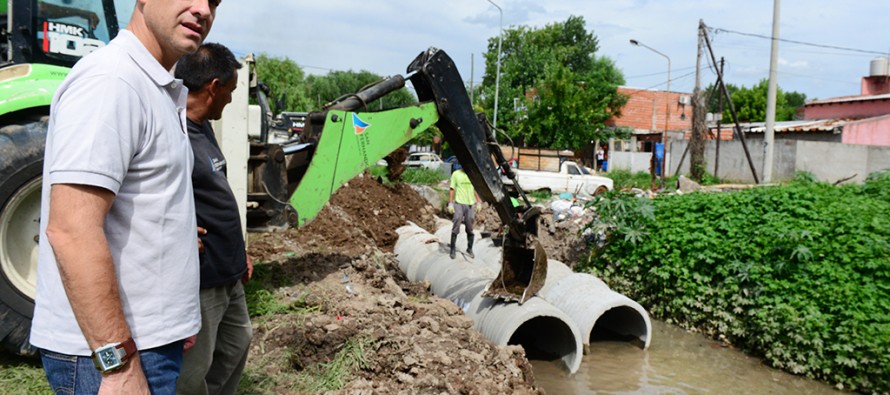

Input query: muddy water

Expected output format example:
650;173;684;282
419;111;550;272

530;320;843;394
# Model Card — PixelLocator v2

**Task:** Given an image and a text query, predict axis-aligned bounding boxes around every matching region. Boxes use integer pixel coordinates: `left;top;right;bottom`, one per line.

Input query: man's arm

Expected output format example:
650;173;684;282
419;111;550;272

45;184;149;392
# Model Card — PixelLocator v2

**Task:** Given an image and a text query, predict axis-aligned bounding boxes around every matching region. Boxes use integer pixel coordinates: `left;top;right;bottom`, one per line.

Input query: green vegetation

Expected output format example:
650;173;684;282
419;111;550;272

292;337;373;392
255;54;415;113
526;189;554;201
369;165;447;186
402;167;447;185
606;169;684;191
479;15;627;150
0;354;51;394
580;171;890;392
706;79;807;122
607;169;654;191
244;260;323;317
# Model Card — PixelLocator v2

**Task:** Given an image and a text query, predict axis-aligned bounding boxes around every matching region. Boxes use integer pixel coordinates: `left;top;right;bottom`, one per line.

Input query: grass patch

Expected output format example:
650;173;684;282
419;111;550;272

607;169;655;190
368;165;447;185
238;347;300;394
244;262;322;318
0;353;51;394
293;337;373;392
402;167;447;184
525;189;553;201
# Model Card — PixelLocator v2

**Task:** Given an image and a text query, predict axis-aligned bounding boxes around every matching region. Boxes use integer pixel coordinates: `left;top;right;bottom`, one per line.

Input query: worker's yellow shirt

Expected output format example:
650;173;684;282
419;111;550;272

450;170;476;205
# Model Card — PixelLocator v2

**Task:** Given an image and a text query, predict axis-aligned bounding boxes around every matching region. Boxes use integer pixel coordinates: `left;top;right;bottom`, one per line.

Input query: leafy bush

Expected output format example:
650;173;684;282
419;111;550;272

526;189;554;201
402;167;447;185
607;169;680;191
367;165;446;185
606;169;652;191
579;180;890;392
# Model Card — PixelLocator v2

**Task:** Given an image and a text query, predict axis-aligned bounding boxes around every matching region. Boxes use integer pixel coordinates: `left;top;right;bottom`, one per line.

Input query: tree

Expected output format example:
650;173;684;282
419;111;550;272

706;79;806;123
305;70;415;110
255;53;313;112
480;15;626;150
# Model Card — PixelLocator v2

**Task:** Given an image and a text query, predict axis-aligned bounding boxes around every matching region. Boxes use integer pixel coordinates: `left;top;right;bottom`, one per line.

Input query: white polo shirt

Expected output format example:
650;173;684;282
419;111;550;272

31;30;201;355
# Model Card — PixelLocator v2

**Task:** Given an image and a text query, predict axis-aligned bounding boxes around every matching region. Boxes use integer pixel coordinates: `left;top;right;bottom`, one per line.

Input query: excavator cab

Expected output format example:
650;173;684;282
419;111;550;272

263;48;548;303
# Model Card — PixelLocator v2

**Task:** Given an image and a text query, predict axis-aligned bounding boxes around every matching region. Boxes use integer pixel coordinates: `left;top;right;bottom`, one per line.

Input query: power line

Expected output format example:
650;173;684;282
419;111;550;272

712;27;890;57
622;70;697;96
627;66;696;79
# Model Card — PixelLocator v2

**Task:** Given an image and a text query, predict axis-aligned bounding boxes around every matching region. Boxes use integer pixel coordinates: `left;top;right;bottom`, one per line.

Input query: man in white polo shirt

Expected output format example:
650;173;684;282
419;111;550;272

31;1;220;393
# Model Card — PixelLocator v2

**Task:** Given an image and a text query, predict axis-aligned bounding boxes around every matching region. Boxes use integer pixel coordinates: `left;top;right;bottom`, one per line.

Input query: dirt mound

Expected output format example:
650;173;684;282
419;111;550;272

245;175;545;394
254;173;438;257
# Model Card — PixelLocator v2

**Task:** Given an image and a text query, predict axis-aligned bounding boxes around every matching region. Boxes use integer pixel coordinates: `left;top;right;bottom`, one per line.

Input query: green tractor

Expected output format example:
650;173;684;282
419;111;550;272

0;0;135;355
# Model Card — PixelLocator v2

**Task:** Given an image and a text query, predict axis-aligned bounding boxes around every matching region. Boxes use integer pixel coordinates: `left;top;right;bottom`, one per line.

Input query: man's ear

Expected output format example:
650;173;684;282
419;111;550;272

208;78;222;97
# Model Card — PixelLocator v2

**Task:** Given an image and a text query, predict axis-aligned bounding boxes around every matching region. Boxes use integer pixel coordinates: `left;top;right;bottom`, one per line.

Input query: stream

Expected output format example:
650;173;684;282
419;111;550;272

530;319;843;394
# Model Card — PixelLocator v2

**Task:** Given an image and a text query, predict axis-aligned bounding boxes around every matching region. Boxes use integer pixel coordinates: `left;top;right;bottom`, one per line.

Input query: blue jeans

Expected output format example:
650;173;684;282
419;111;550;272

41;340;184;395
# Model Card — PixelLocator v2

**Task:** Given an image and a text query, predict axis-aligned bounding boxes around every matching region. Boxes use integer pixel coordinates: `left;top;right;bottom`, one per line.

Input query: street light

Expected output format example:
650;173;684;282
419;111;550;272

487;0;502;130
630;39;670;187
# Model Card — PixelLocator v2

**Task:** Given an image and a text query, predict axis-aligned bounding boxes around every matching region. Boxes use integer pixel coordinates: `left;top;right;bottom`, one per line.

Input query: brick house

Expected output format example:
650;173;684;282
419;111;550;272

604;86;692;152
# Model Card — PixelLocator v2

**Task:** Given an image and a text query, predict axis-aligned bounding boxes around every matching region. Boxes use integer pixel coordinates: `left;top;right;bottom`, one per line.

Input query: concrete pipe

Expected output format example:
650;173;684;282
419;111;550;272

432;222;500;271
469;228;652;352
395;224;583;374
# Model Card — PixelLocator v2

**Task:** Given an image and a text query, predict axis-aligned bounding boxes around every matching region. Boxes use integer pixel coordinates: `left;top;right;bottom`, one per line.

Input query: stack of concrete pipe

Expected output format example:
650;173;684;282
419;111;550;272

394;222;652;374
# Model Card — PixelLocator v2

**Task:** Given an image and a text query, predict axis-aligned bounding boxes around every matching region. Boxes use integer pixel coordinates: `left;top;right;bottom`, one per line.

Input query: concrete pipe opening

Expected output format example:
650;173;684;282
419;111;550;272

509;315;580;362
468;237;653;351
590;305;650;349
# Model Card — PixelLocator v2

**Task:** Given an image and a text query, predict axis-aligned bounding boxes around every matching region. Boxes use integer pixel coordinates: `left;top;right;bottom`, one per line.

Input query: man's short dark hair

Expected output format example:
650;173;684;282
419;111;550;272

175;43;242;91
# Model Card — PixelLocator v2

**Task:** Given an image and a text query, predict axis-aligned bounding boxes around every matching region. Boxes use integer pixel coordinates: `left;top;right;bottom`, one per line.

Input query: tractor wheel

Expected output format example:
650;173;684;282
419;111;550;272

0;116;47;356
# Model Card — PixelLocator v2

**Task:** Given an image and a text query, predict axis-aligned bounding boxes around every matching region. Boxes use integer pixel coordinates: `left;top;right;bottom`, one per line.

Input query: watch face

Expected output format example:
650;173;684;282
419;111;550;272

98;347;120;369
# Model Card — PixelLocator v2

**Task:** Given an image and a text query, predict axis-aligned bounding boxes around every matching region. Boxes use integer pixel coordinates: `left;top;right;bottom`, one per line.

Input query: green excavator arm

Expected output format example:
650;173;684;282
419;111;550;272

288;104;438;227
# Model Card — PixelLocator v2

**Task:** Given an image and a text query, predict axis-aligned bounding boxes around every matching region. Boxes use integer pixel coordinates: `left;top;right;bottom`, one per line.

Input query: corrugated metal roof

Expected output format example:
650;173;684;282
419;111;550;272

744;119;847;134
806;93;890;106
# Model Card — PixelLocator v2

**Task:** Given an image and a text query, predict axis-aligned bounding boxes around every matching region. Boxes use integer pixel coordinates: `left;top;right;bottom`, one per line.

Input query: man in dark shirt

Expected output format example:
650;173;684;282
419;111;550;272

174;42;252;395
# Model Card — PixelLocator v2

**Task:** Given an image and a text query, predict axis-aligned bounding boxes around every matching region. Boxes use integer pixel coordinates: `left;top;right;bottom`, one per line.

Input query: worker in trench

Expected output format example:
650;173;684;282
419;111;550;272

447;162;481;259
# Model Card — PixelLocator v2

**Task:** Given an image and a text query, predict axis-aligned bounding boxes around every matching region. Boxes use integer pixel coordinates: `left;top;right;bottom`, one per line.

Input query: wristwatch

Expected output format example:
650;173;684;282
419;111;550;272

91;337;137;373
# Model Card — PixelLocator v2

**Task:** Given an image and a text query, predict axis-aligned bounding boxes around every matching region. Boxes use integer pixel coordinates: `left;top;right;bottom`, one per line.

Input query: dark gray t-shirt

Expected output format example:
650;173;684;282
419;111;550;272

188;119;247;288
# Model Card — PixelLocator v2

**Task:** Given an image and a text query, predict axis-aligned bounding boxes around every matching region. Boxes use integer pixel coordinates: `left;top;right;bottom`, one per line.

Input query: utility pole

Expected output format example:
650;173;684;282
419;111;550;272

470;53;475;104
763;0;781;183
487;0;503;130
690;20;706;181
702;21;760;183
715;57;725;178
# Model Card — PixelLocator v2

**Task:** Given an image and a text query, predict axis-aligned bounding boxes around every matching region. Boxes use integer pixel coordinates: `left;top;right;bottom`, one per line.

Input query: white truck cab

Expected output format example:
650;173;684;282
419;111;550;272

506;160;613;196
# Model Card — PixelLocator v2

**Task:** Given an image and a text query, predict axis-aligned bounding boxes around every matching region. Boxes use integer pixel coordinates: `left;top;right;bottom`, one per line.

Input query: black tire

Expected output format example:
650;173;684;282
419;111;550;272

0;116;47;356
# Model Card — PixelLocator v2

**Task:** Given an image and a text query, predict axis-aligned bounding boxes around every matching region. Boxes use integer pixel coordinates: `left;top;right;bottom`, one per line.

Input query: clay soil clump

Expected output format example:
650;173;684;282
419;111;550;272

245;173;544;394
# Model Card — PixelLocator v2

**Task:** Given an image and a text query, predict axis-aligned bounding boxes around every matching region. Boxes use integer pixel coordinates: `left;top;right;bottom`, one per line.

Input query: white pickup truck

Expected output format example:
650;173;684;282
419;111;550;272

505;160;613;196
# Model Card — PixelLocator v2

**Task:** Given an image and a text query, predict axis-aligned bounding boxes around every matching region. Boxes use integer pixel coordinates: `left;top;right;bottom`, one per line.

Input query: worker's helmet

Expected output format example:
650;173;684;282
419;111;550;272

453;162;462;171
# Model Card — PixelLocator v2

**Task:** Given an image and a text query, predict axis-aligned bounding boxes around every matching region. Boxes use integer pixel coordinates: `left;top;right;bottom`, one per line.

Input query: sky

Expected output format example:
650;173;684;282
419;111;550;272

206;0;890;103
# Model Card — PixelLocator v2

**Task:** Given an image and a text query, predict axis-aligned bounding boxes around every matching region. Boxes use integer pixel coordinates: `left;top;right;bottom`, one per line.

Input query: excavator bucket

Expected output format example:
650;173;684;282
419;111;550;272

485;238;548;304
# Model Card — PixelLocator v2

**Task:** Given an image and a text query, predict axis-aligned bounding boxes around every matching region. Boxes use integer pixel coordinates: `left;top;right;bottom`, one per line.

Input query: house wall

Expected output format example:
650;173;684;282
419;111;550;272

861;76;890;96
804;98;890;119
842;115;890;146
661;139;890;184
612;87;692;132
